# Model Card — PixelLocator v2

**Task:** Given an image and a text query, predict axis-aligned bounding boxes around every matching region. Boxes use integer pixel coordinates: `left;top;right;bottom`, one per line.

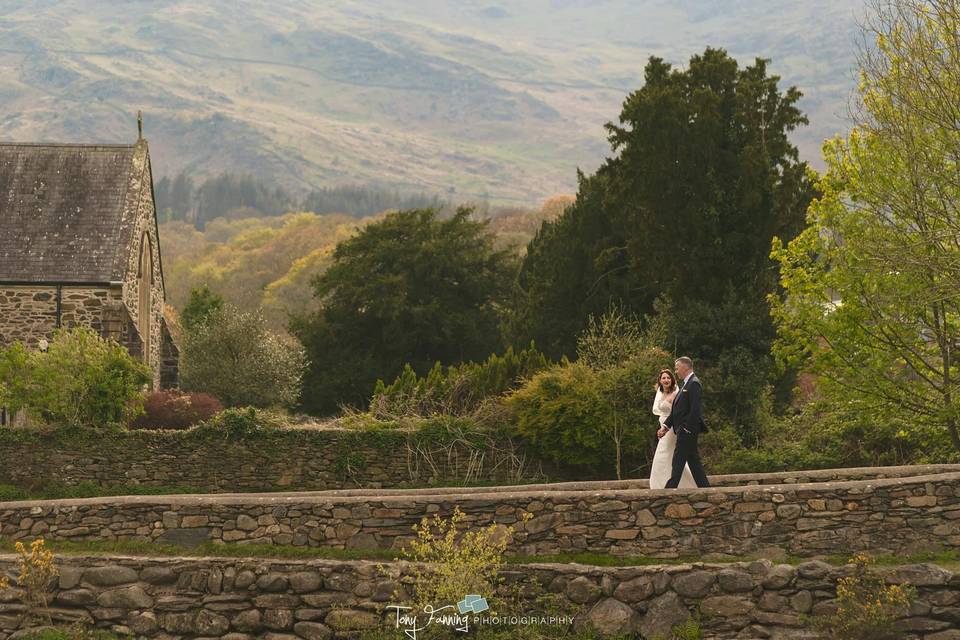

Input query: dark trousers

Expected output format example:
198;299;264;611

665;431;710;488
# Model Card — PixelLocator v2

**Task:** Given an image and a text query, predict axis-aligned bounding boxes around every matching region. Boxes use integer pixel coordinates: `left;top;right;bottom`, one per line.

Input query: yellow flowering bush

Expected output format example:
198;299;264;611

13;538;59;622
402;506;530;614
811;554;914;639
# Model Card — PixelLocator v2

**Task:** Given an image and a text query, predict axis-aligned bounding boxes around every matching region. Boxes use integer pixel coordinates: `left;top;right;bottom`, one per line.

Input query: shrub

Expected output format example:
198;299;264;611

181;305;307;408
370;342;548;418
810;554;914;640
0;328;151;427
9;539;59;625
507;348;666;478
130;390;224;430
508;362;609;470
402;505;529;614
194;407;274;441
702;397;958;475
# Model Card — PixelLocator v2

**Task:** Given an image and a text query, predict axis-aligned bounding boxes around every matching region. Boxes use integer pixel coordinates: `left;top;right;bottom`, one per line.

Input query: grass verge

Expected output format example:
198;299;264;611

1;538;958;570
0;482;202;502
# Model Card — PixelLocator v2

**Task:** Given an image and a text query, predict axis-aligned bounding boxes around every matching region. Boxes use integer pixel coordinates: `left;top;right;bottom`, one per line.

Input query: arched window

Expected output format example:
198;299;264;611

138;233;153;365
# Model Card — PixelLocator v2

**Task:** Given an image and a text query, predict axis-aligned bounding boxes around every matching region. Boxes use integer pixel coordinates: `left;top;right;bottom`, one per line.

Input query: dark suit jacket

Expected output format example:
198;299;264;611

665;373;708;435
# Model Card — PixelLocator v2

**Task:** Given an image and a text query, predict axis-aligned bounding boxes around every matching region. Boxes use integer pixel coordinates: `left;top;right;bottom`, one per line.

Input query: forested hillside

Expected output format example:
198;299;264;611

159;196;573;330
154;174;446;228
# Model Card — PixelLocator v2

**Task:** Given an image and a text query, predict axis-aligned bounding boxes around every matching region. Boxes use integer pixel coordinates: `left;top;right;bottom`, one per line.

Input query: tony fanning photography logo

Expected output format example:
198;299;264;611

388;594;574;638
457;594;489;614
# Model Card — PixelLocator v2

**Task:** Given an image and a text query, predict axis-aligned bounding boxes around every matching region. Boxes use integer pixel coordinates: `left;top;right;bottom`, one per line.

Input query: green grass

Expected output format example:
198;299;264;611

0;482;203;502
2;537;958;570
0;476;557;502
17;629;120;640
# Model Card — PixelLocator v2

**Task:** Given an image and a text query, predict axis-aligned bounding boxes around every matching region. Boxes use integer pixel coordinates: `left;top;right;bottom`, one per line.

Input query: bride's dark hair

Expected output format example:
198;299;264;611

655;368;677;392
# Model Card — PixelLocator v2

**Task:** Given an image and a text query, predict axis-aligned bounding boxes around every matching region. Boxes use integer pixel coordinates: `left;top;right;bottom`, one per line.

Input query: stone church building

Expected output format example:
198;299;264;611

0;136;178;390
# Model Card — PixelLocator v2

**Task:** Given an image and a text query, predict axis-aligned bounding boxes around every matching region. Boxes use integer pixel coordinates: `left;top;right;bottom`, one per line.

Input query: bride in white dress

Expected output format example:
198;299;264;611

650;369;696;489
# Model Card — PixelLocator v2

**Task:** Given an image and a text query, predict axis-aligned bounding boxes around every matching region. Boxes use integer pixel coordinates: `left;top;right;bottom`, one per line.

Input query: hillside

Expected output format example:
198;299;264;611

0;0;861;205
159;196;573;330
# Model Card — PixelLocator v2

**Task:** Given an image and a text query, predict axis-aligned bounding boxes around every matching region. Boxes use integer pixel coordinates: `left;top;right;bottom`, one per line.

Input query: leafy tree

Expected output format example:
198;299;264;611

181;305;307;408
180;285;225;332
0;328;151;427
576;303;650;371
771;0;960;448
293;207;518;415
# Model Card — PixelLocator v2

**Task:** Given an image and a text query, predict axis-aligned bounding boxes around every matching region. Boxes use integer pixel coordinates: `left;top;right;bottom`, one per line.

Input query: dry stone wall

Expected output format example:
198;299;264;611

0;427;540;493
0;555;957;639
2;425;953;494
2;473;959;558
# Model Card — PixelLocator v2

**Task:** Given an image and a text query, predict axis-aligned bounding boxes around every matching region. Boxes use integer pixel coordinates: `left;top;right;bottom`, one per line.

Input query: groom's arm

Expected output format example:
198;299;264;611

681;382;703;432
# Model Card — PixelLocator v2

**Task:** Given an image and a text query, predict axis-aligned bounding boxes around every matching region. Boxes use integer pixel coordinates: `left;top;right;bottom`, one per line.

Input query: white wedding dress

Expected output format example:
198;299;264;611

649;388;696;489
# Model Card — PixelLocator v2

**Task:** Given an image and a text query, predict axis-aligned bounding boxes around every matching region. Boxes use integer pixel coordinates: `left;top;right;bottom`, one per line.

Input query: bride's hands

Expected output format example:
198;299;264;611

657;427;667;438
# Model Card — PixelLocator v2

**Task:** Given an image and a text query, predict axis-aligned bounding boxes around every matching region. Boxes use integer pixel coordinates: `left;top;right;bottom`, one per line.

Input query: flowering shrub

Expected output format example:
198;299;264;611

181;305;307;408
811;554;914;639
130;390;224;430
402;505;531;614
12;539;59;624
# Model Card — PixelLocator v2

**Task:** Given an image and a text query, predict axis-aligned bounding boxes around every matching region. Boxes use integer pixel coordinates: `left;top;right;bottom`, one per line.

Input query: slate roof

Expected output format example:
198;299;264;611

0;142;143;283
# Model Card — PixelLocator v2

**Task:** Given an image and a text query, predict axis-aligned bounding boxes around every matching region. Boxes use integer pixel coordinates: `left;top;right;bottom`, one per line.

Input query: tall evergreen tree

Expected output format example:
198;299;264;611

180;285;225;333
507;48;816;437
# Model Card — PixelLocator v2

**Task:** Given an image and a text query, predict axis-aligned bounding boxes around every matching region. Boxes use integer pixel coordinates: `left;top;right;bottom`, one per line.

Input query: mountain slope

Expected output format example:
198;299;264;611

0;0;862;204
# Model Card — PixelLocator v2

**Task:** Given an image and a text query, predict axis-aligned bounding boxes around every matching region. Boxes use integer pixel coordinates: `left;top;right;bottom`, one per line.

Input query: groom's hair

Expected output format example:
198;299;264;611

675;356;694;369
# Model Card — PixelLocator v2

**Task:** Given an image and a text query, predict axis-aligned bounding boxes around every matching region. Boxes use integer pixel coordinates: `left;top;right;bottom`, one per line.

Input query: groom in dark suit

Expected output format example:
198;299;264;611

664;356;710;488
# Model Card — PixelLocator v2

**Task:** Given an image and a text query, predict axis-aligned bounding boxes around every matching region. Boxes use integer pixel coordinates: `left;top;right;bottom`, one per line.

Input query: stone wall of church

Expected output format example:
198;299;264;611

0;285;120;349
159;318;180;389
119;142;167;389
0;286;55;348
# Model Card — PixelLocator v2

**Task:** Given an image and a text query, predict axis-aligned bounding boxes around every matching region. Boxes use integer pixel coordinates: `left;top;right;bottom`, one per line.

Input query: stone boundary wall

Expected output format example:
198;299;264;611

3;473;959;558
0;555;957;639
2;422;956;494
0;427;540;493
